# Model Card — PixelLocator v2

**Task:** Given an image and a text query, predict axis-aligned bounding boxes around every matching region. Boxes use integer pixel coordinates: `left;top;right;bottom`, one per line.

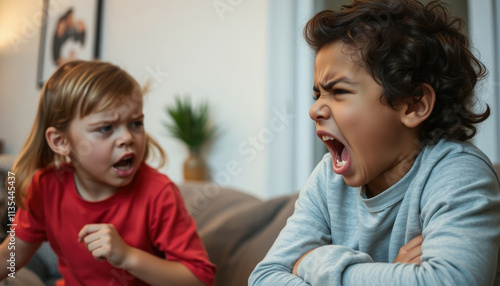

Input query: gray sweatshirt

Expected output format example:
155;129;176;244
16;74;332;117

249;139;500;285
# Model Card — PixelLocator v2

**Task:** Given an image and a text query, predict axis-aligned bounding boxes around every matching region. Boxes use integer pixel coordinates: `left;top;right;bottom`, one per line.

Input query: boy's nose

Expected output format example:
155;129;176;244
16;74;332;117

309;100;330;122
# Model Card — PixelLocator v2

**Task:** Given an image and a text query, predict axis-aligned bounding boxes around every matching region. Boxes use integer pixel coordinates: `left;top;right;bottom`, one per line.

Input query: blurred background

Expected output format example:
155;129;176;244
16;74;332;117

0;0;498;198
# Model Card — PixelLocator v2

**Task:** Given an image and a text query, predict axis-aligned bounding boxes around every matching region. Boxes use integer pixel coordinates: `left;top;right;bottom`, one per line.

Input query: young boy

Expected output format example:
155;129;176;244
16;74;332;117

249;0;500;285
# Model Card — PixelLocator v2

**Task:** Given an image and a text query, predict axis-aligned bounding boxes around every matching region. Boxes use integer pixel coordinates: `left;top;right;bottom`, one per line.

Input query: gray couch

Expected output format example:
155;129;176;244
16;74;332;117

0;156;298;286
179;182;298;286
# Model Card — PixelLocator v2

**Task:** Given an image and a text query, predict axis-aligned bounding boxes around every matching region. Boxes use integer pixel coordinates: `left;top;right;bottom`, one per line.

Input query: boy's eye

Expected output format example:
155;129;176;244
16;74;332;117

97;125;113;133
333;89;349;95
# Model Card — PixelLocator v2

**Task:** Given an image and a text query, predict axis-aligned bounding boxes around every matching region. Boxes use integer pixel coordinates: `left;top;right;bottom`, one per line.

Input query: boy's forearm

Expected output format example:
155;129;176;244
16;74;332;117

121;246;205;286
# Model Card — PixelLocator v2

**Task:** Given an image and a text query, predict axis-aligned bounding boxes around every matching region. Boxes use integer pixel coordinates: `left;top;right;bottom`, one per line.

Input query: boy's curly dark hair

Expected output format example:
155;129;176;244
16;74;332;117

304;0;489;142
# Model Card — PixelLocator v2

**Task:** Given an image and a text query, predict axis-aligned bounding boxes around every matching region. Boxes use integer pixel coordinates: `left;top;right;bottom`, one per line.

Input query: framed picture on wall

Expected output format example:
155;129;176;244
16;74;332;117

37;0;103;87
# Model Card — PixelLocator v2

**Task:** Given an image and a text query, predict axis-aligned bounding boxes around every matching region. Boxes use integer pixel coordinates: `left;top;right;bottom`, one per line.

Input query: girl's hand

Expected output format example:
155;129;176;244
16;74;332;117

78;224;131;269
394;234;423;265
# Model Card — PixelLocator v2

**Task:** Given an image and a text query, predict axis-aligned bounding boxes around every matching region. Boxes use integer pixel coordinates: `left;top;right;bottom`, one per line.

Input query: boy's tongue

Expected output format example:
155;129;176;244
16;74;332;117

333;143;349;172
340;146;349;161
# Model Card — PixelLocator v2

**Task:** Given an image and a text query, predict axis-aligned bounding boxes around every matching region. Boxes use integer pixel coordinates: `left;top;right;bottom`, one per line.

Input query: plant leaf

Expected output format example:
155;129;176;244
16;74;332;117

163;96;217;148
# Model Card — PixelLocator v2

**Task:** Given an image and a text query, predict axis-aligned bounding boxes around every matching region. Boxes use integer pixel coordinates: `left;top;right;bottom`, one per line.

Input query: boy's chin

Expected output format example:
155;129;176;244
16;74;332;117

343;179;361;188
340;173;364;189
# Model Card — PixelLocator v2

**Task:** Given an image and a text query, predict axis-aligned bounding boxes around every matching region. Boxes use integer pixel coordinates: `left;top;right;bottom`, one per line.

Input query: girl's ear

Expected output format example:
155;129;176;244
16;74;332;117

400;83;436;128
46;127;71;156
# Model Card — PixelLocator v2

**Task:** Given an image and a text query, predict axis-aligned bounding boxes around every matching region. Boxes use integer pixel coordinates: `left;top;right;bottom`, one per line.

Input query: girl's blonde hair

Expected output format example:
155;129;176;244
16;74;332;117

13;60;166;209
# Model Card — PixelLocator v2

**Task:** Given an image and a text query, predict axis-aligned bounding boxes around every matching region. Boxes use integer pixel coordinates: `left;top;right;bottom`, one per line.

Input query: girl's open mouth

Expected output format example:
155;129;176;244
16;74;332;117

113;155;135;171
113;154;135;175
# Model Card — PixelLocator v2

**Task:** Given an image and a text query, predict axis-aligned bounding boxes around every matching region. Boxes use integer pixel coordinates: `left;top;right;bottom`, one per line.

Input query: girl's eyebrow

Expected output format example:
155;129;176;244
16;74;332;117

86;113;119;126
88;112;144;126
132;113;145;120
88;120;114;127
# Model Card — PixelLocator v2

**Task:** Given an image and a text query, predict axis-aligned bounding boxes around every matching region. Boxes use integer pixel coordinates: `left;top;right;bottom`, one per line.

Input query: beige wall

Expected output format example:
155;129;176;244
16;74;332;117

0;0;273;197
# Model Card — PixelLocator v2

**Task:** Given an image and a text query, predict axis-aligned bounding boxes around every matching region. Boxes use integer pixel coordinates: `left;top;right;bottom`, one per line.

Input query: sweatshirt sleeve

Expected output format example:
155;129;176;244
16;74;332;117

299;153;500;285
249;157;336;285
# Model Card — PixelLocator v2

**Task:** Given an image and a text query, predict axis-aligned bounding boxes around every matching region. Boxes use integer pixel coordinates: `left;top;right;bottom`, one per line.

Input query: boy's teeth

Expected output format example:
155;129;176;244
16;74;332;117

322;135;334;141
336;158;346;167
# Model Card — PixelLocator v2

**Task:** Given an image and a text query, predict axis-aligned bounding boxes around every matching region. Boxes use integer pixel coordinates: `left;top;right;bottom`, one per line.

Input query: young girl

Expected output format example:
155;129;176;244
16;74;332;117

0;60;216;285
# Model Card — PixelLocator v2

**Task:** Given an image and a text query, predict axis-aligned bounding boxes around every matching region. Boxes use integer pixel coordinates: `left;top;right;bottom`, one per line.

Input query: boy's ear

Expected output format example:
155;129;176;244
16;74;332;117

400;83;436;128
46;127;71;156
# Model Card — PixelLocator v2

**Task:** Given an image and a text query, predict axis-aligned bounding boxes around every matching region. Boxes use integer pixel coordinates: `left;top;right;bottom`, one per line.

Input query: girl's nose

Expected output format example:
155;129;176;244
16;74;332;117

309;100;330;122
117;128;133;147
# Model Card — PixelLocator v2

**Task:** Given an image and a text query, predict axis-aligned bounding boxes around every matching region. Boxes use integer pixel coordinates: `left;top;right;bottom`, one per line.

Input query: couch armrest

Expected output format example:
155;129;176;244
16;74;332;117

178;182;298;286
0;268;45;286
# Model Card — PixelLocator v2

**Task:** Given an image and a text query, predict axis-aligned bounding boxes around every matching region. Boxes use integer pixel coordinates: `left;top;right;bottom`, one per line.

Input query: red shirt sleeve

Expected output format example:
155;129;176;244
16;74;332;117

149;183;216;286
15;171;47;243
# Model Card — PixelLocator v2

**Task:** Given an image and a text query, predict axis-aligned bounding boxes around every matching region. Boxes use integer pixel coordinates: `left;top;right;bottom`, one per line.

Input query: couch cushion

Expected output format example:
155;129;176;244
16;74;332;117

0;268;45;286
178;182;298;286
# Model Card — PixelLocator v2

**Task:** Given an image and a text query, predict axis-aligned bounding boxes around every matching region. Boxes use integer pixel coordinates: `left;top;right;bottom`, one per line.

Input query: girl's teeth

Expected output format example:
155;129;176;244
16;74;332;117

114;157;133;170
115;163;132;170
322;135;334;141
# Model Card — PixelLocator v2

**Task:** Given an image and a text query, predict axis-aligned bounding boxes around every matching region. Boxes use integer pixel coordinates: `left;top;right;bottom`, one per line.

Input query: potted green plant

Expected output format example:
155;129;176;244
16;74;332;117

164;96;216;181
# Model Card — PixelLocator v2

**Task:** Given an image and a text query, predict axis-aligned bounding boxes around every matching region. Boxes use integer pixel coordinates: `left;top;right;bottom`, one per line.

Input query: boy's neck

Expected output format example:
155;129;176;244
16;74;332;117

366;147;420;197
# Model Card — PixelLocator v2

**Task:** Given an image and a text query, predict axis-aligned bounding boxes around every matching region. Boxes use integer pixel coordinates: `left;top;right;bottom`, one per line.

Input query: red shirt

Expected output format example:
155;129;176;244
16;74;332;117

16;163;215;286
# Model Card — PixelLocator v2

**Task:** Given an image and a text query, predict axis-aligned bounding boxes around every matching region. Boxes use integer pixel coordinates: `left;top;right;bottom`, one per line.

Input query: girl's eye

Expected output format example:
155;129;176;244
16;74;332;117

313;93;320;101
97;125;113;133
132;121;144;128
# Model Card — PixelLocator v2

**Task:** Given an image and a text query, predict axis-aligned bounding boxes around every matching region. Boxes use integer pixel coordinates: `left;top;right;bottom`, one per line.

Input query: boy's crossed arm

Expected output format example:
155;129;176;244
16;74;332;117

292;234;423;275
393;235;423;265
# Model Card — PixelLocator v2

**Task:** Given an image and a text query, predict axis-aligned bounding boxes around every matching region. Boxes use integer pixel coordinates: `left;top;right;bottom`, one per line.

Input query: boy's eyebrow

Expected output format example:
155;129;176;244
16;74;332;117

313;77;354;92
322;77;354;89
313;77;355;92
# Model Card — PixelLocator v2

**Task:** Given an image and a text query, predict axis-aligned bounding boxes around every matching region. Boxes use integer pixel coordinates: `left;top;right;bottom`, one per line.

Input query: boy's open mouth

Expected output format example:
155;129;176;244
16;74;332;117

322;135;348;168
113;155;135;170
